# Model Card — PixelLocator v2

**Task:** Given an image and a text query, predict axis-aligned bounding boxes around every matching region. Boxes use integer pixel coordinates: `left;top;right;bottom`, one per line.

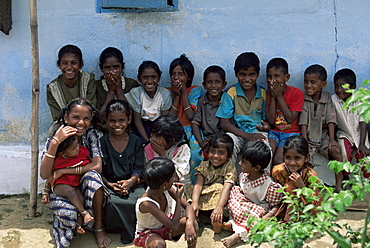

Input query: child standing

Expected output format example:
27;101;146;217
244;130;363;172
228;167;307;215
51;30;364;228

125;61;172;142
266;58;304;166
221;141;282;248
331;69;370;177
100;99;146;244
216;52;270;165
299;64;343;192
41;134;93;234
134;157;197;248
189;133;236;234
272;136;321;222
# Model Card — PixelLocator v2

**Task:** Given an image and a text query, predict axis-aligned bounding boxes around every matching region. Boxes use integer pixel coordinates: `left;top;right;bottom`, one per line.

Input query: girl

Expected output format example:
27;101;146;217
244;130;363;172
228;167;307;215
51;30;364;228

41;135;93;234
40;98;111;248
96;47;139;125
125;61;172;142
144;115;191;186
100;99;146;244
221;141;283;248
272;135;321;222
168;54;203;183
189;133;236;234
47;45;97;131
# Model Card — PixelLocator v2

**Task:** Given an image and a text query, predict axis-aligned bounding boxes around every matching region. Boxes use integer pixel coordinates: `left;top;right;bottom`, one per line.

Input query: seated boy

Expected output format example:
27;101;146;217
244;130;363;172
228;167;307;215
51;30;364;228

299;64;343;192
134;157;198;248
216;52;270;165
266;58;304;166
331;68;370;177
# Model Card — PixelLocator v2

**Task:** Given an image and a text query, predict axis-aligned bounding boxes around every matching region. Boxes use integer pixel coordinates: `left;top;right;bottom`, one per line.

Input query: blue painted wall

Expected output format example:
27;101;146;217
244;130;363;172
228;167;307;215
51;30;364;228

1;0;370;144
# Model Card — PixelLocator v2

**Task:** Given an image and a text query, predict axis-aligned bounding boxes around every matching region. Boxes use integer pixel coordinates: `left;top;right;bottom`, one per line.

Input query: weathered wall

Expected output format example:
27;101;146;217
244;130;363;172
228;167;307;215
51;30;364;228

0;0;369;193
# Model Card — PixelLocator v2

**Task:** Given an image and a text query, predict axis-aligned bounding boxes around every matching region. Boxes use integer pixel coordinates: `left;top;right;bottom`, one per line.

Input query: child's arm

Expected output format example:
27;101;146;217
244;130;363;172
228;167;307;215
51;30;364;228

133;111;149;142
117;173;140;195
210;182;233;224
262;205;279;219
266;92;277;126
41;182;51;204
191;174;205;216
327;122;341;151
300;125;308;140
191;122;204;148
220;118;266;141
358;121;370;156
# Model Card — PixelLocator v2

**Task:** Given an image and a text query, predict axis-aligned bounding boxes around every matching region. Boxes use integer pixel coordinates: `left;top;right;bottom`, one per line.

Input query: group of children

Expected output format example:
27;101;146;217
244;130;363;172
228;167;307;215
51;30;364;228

43;45;369;248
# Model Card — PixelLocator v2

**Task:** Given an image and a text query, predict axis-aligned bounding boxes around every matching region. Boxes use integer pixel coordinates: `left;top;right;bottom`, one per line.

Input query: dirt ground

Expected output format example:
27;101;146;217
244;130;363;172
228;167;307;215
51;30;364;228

0;194;367;248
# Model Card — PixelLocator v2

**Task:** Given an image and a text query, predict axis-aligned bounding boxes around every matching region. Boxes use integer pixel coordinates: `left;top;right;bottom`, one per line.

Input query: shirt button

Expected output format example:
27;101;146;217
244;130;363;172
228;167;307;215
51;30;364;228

119;155;122;157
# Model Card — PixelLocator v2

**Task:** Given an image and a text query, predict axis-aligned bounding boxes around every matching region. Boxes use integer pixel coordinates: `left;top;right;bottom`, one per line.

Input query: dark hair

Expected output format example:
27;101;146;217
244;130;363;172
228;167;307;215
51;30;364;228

57;44;83;67
169;54;195;88
208;133;234;159
334;68;356;88
99;47;125;71
304;64;327;81
203;65;226;83
59;98;98;128
151;115;185;148
240;141;271;170
234;52;260;75
105;99;132;120
137;60;162;79
143;157;175;189
266;57;289;74
56;134;77;154
283;136;309;157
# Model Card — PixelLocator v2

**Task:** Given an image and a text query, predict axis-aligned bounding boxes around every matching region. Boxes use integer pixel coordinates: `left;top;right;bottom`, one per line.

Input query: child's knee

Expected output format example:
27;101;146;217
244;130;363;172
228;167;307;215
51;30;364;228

148;238;166;248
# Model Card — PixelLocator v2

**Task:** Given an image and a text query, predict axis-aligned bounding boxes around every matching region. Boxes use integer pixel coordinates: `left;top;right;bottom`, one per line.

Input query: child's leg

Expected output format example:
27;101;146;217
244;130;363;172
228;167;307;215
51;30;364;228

327;142;343;192
146;235;166;248
221;233;241;248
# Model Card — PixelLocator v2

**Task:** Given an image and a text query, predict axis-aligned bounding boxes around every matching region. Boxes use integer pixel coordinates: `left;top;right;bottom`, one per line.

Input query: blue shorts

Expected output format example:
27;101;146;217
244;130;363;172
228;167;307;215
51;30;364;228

268;131;301;147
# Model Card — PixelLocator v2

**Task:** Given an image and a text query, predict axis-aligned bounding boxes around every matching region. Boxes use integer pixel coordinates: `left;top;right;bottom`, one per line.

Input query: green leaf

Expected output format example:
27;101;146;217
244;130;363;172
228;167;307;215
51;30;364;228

333;198;345;212
326;230;351;248
302;204;315;213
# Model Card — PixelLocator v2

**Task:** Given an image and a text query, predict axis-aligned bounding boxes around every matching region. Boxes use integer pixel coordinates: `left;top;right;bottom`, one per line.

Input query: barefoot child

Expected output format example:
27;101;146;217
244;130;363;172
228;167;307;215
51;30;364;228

189;133;236;234
272;136;321;222
134;157;198;248
41;134;93;234
221;141;283;247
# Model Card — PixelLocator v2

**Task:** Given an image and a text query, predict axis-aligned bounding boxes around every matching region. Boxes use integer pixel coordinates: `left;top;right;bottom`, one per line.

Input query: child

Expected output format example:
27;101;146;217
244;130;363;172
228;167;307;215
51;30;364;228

100;99;146;244
299;64;343;192
216;52;270;165
189;133;236;234
125;60;172;142
96;47;139;125
134;157;197;248
331;68;370;177
272;136;321;222
191;65;227;166
221;141;282;248
41;134;93;234
168;54;203;183
266;58;304;166
144;115;191;186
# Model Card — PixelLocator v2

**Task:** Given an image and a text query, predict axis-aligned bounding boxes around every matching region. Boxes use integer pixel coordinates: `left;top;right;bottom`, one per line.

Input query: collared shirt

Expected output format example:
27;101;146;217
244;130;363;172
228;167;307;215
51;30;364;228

192;92;223;137
216;83;267;134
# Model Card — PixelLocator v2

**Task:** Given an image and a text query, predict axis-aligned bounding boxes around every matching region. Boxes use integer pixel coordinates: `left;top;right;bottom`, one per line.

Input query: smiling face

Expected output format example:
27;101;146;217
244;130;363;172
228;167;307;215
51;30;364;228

334;78;354;101
266;67;290;86
150;133;171;150
64;105;92;137
203;72;226;99
139;67;160;97
239;158;255;174
208;144;229;167
283;148;308;173
236;67;259;92
304;73;327;98
61;139;79;158
108;110;131;136
102;56;123;79
171;65;190;86
59;53;82;85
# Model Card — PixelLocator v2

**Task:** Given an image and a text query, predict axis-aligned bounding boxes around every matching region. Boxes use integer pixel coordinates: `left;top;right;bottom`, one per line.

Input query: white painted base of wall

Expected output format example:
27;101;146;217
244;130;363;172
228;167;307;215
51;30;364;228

0;145;45;194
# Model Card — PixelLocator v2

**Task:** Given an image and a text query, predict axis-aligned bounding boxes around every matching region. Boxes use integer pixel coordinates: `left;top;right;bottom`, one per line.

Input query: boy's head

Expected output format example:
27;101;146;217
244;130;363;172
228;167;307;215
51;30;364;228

234;52;260;91
239;141;271;171
202;65;227;99
334;68;356;101
266;58;290;86
143;157;176;189
304;64;327;98
56;135;79;157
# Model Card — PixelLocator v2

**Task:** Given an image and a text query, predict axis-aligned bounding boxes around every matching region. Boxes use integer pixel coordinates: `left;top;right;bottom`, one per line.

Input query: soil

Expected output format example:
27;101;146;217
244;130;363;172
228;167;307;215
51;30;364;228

0;194;367;248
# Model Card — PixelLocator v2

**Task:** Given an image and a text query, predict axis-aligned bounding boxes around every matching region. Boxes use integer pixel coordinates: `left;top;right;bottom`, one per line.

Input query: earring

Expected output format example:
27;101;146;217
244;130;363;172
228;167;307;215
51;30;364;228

58;68;61;73
254;169;258;172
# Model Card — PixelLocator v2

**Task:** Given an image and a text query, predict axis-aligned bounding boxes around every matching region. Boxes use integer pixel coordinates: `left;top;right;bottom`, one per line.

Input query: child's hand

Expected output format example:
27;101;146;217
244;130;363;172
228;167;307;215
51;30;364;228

54;125;77;143
47;170;64;186
104;71;117;92
358;144;370;156
289;172;305;188
256;120;270;132
171;80;182;95
185;222;197;247
210;206;223;224
41;193;50;204
150;137;166;157
191;202;199;217
243;132;267;141
174;183;184;200
268;80;284;98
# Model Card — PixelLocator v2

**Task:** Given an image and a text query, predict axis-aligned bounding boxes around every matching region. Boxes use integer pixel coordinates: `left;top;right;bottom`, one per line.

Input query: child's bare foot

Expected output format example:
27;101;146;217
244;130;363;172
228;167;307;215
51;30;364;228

212;221;222;234
94;228;111;248
221;233;241;247
75;223;85;234
80;210;94;224
222;222;233;232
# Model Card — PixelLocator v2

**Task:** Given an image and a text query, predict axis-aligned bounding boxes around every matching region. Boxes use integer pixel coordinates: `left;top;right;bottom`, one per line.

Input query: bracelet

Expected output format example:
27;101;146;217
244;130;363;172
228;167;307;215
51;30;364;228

42;192;49;195
76;166;83;175
171;104;178;111
45;153;56;159
52;136;61;145
184;105;192;111
43;188;50;192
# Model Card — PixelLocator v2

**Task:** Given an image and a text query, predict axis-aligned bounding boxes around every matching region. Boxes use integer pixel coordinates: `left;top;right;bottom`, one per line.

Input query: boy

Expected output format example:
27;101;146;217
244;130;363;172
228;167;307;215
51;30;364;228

134;157;198;248
216;52;270;165
266;58;304;166
331;68;369;177
299;64;343;192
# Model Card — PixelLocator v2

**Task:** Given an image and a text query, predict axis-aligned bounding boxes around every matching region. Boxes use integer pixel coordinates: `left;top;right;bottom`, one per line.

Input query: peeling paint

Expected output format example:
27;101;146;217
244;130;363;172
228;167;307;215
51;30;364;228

23;60;29;69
